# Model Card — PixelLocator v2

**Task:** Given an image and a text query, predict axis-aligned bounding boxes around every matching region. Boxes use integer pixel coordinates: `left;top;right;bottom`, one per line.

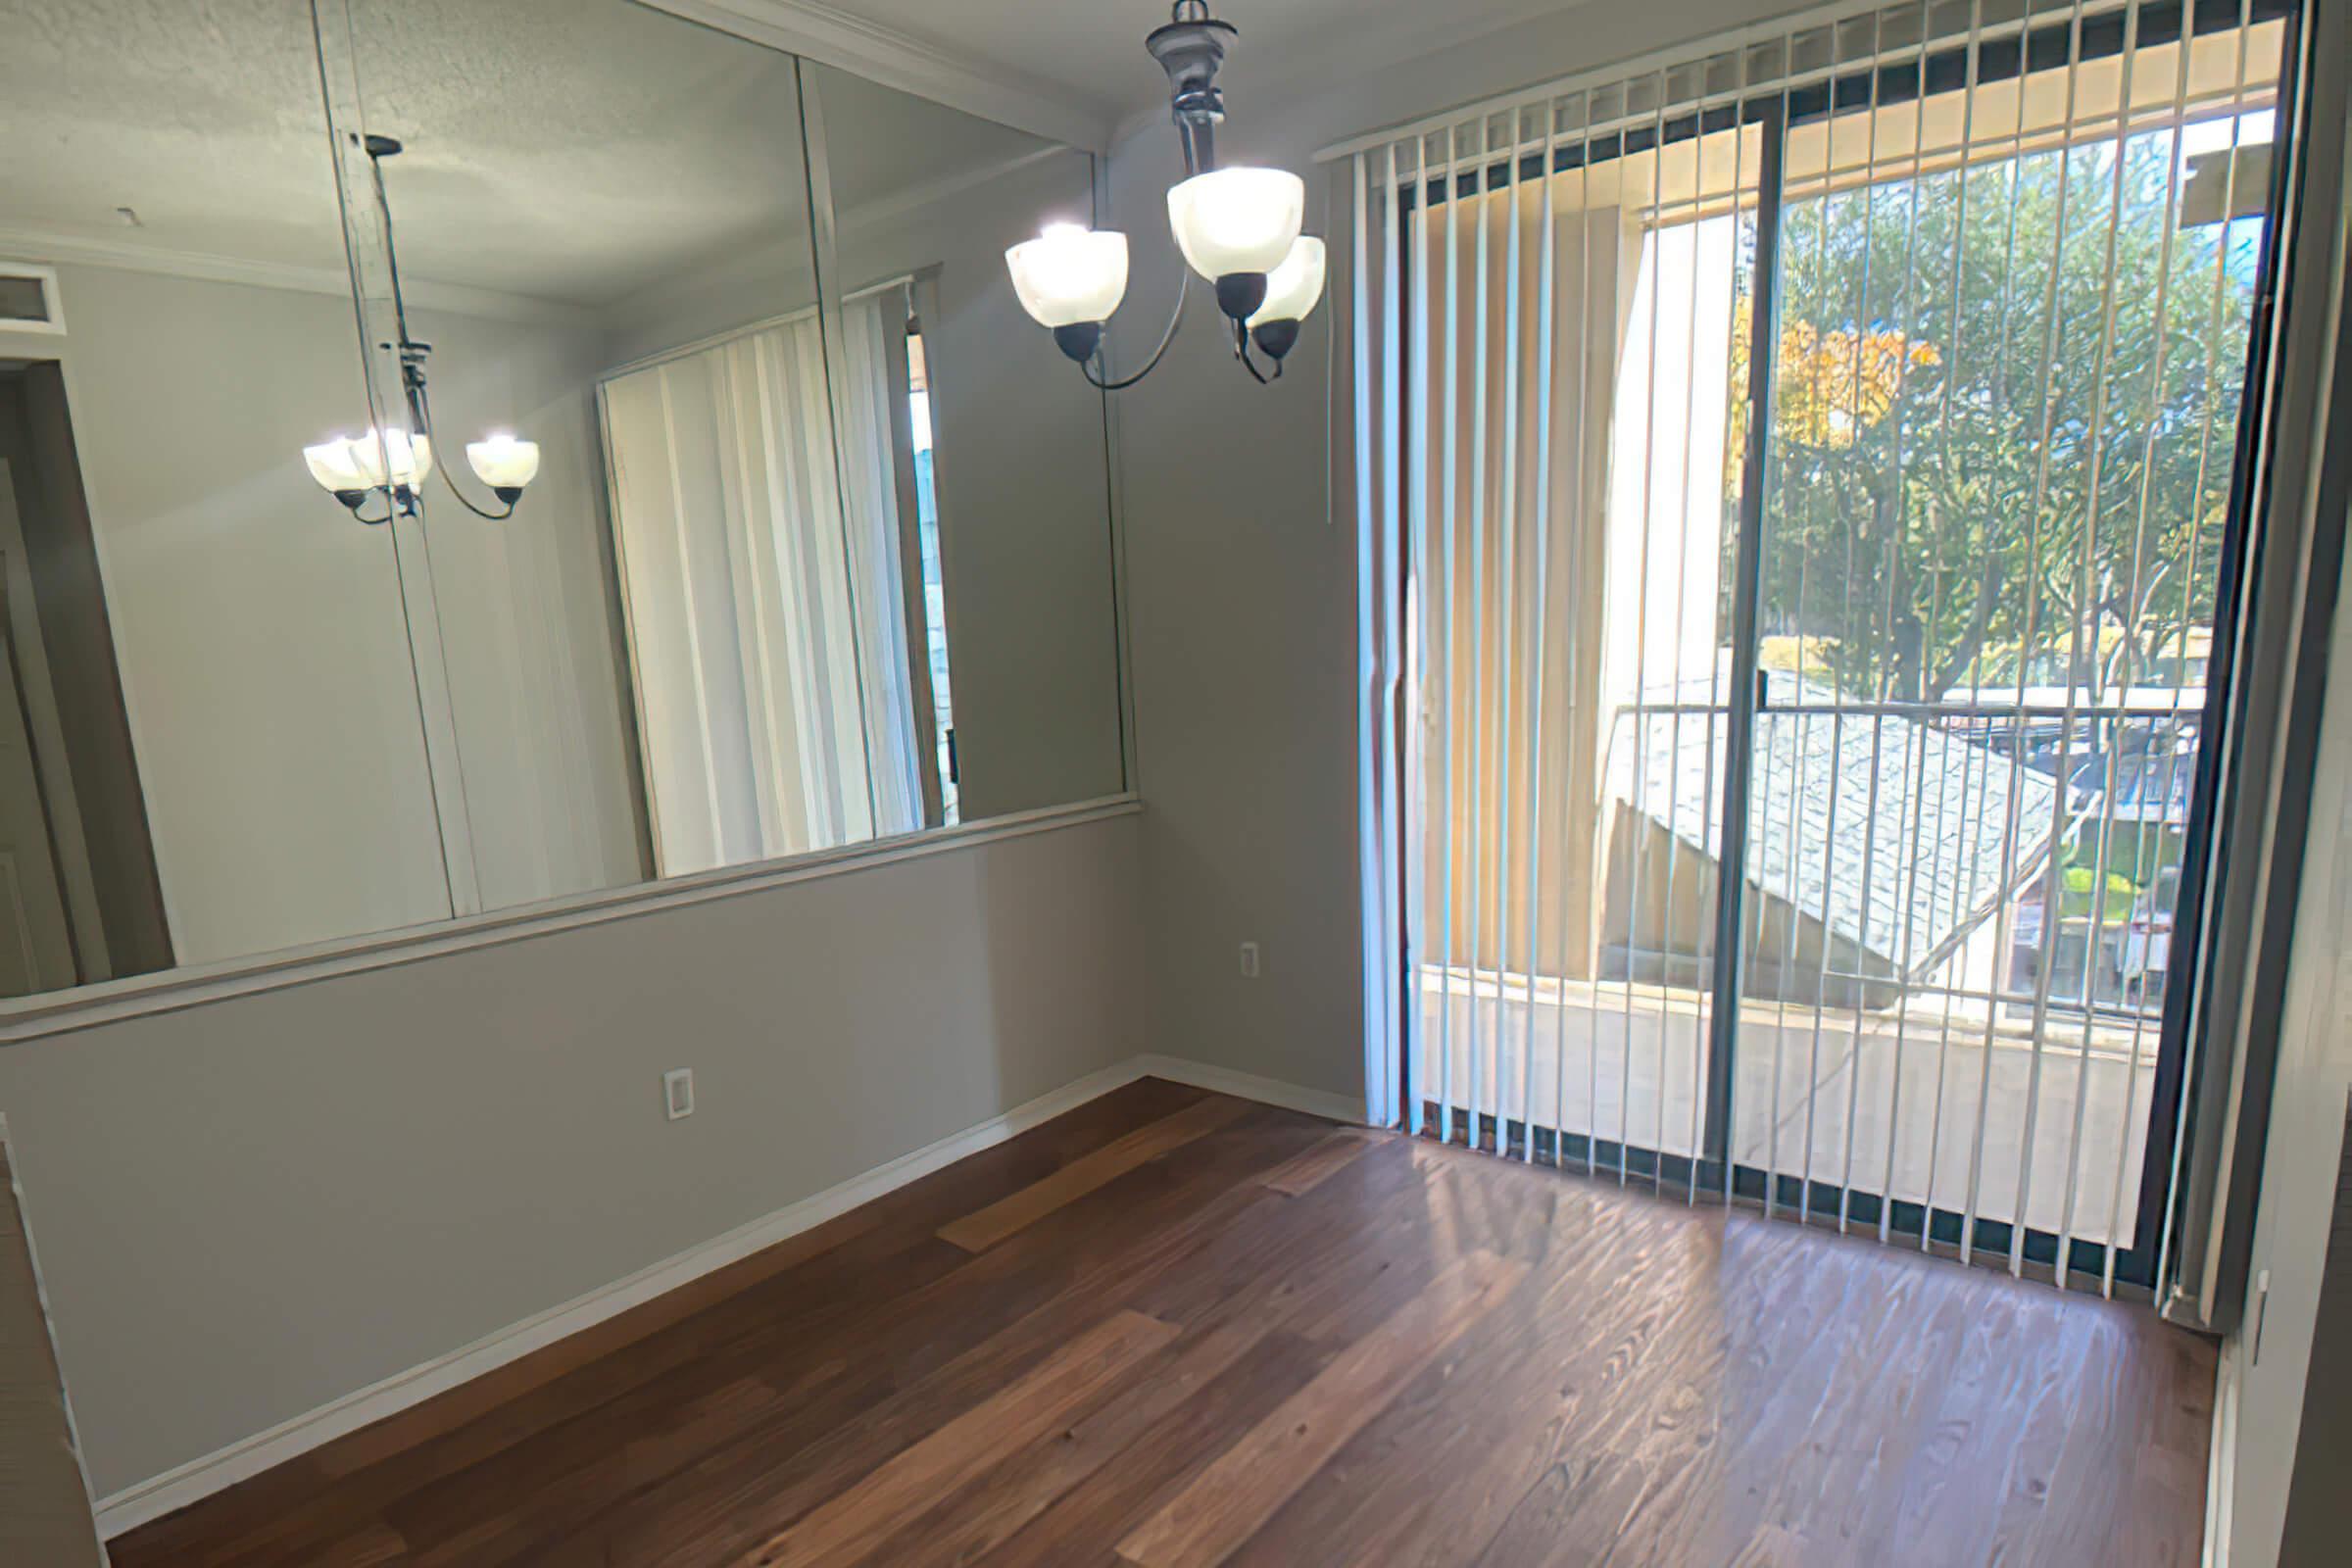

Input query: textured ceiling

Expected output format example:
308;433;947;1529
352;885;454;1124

0;0;1550;309
0;0;1052;307
814;0;1577;130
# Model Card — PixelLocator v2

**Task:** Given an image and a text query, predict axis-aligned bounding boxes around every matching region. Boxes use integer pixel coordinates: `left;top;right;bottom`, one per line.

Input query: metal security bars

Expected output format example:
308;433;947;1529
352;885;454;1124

1342;0;2304;1297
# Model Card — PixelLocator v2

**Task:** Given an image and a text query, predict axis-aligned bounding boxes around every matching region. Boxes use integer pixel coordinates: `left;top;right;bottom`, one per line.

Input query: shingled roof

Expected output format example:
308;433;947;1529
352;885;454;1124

1606;673;2065;976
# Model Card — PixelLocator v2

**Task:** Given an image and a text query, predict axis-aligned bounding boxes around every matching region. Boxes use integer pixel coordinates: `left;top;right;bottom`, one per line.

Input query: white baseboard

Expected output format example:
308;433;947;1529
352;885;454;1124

1133;1054;1368;1125
91;1052;1356;1539
2206;1343;2240;1567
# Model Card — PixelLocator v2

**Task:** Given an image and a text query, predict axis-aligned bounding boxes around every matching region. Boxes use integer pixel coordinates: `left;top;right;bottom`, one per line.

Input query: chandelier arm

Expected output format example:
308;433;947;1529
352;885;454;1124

413;381;519;520
1231;318;1271;384
432;474;519;521
1083;268;1192;391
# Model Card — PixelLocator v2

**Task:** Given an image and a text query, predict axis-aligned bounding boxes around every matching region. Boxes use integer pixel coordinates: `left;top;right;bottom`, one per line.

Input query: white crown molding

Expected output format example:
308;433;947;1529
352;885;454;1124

87;1049;1358;1538
637;0;1118;154
0;228;594;329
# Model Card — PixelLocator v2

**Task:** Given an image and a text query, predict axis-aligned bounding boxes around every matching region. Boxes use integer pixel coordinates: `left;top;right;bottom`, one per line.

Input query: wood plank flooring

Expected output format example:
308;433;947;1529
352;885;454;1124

110;1078;2217;1567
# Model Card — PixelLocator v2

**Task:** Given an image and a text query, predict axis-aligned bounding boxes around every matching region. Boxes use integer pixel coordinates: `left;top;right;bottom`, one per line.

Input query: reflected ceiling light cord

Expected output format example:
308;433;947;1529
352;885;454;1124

1004;1;1327;388
301;134;542;524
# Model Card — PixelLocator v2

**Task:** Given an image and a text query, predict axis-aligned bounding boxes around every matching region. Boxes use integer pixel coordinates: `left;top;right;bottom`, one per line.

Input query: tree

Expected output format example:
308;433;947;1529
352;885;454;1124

1726;119;2264;704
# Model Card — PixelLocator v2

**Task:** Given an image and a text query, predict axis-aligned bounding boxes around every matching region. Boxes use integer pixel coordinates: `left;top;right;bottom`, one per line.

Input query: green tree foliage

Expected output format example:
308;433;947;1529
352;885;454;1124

1737;121;2264;702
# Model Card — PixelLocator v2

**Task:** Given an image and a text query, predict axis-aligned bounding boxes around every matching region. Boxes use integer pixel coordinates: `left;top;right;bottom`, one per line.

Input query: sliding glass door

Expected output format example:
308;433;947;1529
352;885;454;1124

1727;0;2285;1287
1407;78;1764;1187
1388;0;2297;1291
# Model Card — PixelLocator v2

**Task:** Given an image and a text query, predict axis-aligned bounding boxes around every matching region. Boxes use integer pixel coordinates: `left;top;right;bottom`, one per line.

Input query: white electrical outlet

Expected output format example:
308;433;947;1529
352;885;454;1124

1239;941;1261;979
662;1067;695;1121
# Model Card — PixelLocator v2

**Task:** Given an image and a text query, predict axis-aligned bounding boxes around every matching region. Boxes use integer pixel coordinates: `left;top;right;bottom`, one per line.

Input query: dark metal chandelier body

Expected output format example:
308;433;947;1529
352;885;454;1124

1004;2;1326;388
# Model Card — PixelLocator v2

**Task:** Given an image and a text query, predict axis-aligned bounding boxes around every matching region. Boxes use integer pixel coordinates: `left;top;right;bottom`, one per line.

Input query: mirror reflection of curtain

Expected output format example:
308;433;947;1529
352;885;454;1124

601;303;922;878
834;291;932;833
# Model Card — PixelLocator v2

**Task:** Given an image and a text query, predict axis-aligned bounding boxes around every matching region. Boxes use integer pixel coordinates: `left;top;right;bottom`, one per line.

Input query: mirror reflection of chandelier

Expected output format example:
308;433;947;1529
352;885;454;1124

1004;1;1326;388
302;135;540;523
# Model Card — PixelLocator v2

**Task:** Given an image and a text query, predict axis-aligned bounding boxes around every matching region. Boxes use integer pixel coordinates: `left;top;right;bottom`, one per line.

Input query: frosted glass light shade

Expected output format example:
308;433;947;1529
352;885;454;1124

1005;225;1130;327
303;436;371;494
466;432;541;489
349;427;431;489
1249;237;1327;326
1166;168;1304;280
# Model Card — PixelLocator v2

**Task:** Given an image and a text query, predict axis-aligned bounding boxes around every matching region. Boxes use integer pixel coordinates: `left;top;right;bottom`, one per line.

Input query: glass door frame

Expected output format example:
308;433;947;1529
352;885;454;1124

1393;0;2311;1293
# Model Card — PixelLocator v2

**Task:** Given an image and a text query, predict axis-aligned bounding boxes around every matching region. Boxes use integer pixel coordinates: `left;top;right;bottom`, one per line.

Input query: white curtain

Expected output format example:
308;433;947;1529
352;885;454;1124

602;302;921;876
834;294;926;835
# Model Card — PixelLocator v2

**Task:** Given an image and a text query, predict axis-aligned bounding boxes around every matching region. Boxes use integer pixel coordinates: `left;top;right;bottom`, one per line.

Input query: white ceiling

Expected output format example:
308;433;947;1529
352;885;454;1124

0;0;1052;308
808;0;1578;133
0;0;1552;310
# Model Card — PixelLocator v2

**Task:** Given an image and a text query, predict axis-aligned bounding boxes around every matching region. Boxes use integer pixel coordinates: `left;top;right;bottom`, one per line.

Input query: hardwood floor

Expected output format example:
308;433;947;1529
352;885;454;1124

111;1078;2216;1567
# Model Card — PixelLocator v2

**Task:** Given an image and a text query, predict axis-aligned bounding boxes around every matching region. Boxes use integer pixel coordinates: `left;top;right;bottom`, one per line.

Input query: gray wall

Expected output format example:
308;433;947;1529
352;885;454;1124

1106;0;1811;1102
0;809;1140;1497
0;1123;104;1565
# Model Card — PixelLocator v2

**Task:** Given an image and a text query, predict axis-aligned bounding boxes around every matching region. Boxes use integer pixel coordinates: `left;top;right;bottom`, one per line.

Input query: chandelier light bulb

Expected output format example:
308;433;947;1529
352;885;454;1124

1005;224;1131;328
349;426;431;490
1248;236;1327;328
466;432;542;493
1166;168;1304;285
1247;236;1326;366
303;435;372;497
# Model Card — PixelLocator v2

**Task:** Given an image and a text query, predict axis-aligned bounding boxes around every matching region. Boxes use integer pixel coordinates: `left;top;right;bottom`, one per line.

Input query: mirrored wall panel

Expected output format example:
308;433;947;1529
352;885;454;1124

0;0;1126;1005
0;0;442;983
802;61;1124;831
336;0;828;906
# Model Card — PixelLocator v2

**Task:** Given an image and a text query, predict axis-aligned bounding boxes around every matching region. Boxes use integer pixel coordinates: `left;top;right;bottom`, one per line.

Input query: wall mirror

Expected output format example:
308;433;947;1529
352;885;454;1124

0;0;1127;1010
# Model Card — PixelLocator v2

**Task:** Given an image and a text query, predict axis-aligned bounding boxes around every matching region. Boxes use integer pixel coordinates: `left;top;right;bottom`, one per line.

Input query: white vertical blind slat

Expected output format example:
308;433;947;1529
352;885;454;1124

1525;97;1563;1162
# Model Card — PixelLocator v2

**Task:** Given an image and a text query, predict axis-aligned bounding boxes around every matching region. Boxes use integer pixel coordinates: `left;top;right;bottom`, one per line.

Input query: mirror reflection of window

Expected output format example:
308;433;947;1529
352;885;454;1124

803;60;1123;825
906;327;958;827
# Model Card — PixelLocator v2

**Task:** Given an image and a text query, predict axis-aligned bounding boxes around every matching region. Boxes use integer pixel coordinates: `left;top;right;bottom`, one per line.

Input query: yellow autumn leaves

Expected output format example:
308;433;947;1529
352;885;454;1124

1725;297;1943;492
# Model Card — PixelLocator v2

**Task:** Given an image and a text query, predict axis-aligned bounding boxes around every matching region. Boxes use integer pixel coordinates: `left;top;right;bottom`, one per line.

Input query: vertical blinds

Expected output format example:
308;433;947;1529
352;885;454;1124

1344;0;2297;1297
601;296;926;876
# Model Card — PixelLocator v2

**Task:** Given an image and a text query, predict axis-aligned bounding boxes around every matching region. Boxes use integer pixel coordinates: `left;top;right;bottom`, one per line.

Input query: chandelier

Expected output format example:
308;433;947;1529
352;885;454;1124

1004;2;1325;388
302;135;541;523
